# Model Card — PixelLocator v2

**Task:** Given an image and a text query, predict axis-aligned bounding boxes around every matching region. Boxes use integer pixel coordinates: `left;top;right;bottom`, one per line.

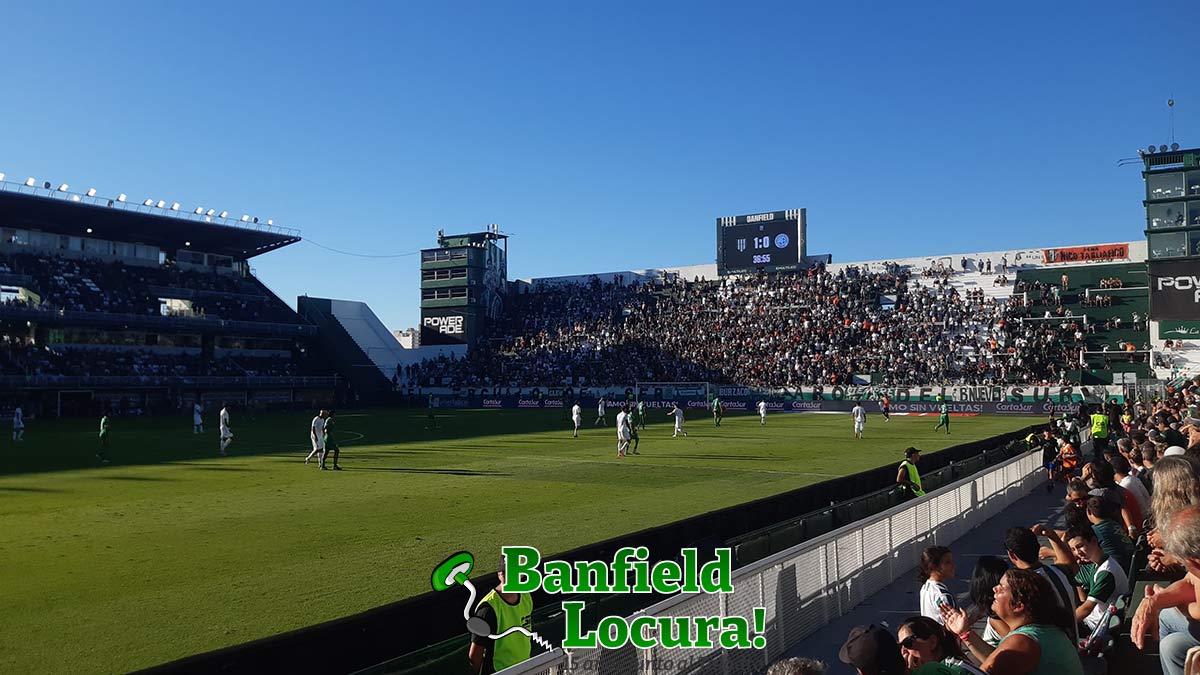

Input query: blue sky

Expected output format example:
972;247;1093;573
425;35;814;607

0;1;1195;330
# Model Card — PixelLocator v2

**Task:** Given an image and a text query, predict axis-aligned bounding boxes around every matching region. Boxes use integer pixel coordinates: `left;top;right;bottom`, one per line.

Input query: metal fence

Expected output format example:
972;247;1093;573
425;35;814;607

496;450;1044;675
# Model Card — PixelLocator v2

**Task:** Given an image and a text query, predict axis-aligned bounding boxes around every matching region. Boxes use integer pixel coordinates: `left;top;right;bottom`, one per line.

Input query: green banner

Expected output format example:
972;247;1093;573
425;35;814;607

1160;320;1200;340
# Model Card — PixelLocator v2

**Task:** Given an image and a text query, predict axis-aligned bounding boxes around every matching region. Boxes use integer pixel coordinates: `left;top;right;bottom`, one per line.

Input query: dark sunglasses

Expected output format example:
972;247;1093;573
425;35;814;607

899;635;921;650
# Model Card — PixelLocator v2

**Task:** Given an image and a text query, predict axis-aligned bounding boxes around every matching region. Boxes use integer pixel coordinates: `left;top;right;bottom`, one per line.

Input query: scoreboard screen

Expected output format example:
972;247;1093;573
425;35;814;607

716;209;806;275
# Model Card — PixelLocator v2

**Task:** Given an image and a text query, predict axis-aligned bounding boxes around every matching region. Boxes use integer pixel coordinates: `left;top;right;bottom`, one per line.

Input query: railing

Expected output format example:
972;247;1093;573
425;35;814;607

0;375;338;388
0;303;315;337
495;450;1044;674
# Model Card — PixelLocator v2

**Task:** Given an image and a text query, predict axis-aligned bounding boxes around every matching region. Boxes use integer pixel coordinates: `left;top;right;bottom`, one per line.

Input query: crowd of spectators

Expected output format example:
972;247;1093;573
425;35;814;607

767;378;1200;675
0;251;301;324
413;264;1098;388
0;339;299;379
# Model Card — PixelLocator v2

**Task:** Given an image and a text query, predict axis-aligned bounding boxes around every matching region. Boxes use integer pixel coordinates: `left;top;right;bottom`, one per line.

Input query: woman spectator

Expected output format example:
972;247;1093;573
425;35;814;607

1147;456;1200;573
942;569;1082;675
919;546;957;624
896;615;984;674
968;556;1011;650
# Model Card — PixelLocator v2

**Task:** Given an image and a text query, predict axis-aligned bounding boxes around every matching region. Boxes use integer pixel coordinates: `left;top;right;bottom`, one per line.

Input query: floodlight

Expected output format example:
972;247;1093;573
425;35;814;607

252;217;258;224
170;202;180;211
25;178;35;187
86;188;97;197
219;211;228;219
71;195;80;202
86;228;93;234
267;219;274;226
240;215;249;222
143;199;154;206
206;209;215;216
1160;145;1169;152
156;200;166;209
58;183;69;192
185;241;191;246
117;194;126;202
43;181;51;189
1148;145;1157;153
0;173;5;182
1172;143;1180;151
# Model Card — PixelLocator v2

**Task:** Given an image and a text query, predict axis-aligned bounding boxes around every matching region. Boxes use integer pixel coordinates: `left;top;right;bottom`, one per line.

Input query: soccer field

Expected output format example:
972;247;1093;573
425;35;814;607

0;408;1036;673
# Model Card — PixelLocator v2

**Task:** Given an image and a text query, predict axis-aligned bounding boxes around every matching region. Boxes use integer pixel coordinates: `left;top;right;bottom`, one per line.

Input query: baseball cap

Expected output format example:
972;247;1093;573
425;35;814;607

1149;430;1163;442
839;624;900;670
1165;446;1187;457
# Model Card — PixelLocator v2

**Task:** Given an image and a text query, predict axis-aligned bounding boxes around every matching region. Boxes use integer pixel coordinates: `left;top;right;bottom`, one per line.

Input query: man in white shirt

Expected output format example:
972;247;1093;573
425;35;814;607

306;410;326;464
219;403;233;456
12;405;24;441
594;398;607;427
571;402;582;438
615;405;631;458
192;402;204;434
1112;454;1150;514
851;403;867;439
669;404;687;438
757;400;767;426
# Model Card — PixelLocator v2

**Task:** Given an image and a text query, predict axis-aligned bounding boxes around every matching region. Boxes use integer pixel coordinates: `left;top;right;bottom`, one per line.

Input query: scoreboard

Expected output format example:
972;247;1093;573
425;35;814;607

716;209;806;275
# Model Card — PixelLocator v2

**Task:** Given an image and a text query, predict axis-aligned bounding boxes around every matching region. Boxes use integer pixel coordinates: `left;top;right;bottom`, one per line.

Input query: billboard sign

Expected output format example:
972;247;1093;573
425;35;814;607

1150;260;1200;320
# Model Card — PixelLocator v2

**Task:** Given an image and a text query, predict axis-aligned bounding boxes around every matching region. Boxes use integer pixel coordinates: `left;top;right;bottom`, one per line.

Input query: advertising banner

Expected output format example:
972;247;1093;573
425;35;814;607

1150;260;1200;320
1159;320;1200;341
1042;243;1129;264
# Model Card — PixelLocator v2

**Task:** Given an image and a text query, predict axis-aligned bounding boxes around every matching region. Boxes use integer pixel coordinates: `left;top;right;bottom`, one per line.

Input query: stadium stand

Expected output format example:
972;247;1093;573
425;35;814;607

0;183;337;416
413;256;1146;389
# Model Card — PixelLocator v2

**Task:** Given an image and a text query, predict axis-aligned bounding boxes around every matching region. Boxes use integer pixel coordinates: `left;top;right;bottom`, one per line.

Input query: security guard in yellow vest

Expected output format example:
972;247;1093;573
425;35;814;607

1089;407;1110;452
897;446;925;498
468;561;533;674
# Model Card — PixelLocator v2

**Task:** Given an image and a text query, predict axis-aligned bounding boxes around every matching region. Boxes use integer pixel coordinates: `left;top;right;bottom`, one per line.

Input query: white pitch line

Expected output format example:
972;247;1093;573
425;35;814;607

496;453;842;478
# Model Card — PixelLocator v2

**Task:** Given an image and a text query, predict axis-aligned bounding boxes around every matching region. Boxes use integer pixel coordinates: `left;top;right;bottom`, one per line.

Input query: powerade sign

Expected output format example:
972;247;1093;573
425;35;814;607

420;308;470;345
1151;260;1200;320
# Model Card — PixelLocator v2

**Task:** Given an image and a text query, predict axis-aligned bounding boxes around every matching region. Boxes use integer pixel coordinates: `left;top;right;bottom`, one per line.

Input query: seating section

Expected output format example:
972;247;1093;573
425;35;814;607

411;264;1096;387
0;251;303;324
1012;263;1152;384
0;340;300;378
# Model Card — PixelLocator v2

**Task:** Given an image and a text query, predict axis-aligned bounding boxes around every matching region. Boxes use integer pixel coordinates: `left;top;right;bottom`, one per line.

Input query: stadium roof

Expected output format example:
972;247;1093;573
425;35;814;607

0;184;300;259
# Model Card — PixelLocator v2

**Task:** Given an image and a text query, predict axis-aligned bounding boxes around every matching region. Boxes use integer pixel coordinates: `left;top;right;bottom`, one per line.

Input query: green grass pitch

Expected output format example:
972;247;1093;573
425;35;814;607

0;408;1036;673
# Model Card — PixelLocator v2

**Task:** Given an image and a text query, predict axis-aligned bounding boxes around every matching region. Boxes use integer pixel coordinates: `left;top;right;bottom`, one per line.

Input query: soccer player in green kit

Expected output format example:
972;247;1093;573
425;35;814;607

933;396;951;434
712;397;723;427
636;399;647;430
321;410;342;470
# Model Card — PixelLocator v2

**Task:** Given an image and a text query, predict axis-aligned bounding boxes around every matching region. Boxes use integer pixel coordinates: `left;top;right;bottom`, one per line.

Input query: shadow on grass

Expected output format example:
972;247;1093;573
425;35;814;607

349;467;511;477
97;474;175;481
0;485;62;493
671;454;774;461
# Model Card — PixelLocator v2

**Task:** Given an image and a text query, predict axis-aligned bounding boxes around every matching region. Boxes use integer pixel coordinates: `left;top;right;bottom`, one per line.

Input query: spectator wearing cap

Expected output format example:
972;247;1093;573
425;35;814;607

839;624;906;675
941;568;1082;675
1132;504;1200;675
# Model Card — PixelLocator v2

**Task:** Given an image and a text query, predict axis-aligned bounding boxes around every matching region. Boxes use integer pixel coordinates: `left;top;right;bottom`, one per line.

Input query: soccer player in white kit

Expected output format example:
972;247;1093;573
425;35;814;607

615;405;631;457
306;410;326;464
851;402;866;439
668;404;687;437
594;398;607;426
757;400;767;426
192;402;204;434
219;403;233;456
12;405;24;441
571;401;582;438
